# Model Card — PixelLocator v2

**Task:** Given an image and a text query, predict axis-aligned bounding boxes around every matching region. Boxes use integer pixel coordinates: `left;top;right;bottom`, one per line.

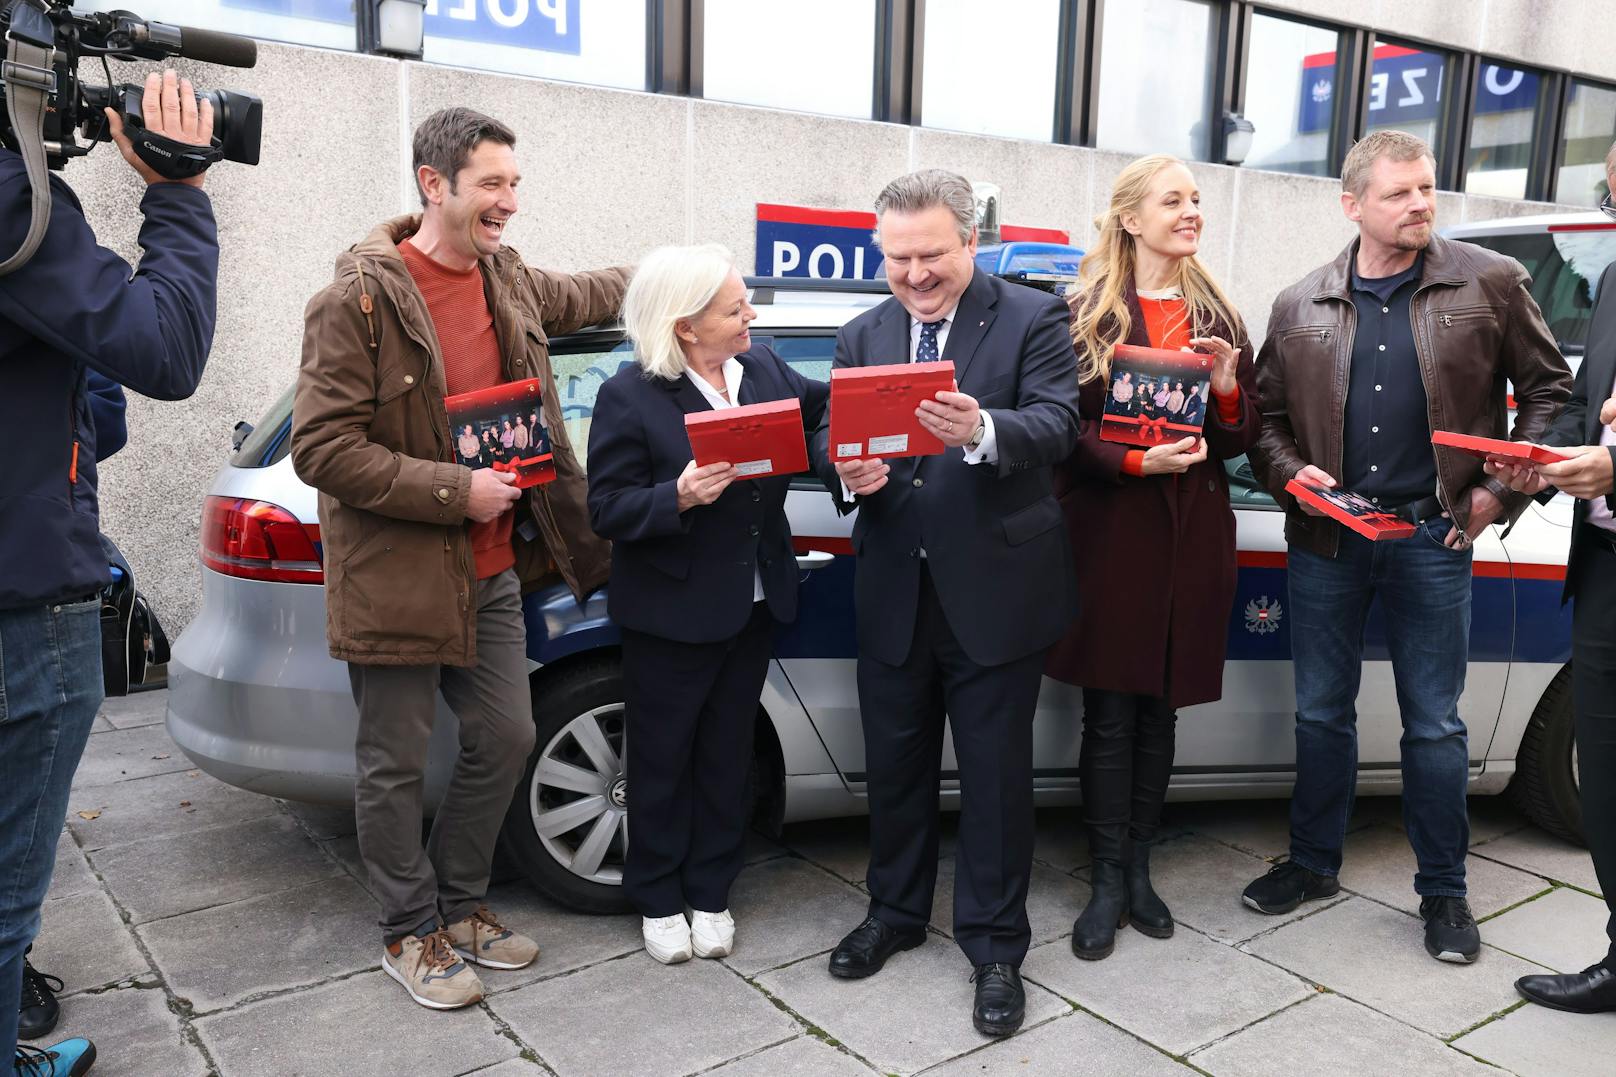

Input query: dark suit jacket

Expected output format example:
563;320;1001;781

588;343;829;643
1539;262;1616;602
810;270;1082;668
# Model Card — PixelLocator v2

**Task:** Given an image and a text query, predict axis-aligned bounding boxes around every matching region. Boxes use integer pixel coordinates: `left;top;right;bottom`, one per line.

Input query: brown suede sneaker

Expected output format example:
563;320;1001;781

446;906;539;971
382;929;485;1010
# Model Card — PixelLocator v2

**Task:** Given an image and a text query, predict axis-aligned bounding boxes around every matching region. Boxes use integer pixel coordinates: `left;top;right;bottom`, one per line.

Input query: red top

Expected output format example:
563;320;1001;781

1122;295;1241;477
399;239;515;579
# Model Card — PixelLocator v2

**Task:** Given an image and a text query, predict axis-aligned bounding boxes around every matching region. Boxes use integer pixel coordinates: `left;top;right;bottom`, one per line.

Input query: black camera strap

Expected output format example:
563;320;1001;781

0;1;54;278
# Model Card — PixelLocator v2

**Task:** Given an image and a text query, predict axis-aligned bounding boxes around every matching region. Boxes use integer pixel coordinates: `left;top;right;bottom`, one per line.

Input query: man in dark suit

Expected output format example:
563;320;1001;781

1489;244;1616;1014
811;169;1080;1037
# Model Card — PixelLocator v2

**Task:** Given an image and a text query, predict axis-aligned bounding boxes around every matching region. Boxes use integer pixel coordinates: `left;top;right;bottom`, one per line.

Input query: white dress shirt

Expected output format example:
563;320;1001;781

685;358;766;601
909;308;998;466
1588;368;1616;534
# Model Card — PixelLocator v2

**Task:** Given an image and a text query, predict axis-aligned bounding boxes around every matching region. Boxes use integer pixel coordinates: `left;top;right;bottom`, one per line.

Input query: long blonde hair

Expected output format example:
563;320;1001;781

1069;155;1242;384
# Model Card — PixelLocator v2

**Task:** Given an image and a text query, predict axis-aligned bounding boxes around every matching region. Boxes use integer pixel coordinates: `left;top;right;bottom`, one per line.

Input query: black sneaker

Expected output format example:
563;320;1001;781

1420;896;1480;964
1241;861;1340;915
17;959;62;1041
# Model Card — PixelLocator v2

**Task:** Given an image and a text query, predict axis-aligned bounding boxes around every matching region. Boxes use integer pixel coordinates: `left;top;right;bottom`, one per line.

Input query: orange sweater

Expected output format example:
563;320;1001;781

1121;296;1240;477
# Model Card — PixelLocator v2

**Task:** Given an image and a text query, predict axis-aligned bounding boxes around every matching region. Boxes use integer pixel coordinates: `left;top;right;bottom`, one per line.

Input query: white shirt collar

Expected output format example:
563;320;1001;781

684;356;745;410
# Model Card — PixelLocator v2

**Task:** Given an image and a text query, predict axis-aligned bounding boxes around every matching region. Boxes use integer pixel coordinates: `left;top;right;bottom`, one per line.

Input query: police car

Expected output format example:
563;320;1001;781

168;241;1585;914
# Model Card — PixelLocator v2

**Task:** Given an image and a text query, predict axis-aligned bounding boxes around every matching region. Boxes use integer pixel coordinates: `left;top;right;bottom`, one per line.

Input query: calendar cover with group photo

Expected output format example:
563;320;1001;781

1099;344;1214;448
445;378;556;488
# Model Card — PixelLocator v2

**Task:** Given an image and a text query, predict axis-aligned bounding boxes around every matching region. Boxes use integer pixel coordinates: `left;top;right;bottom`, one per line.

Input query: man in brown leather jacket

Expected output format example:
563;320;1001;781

291;108;626;1010
1244;130;1571;964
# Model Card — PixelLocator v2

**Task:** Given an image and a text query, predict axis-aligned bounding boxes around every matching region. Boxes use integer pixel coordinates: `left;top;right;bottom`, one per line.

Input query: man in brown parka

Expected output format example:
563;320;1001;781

291;107;626;1010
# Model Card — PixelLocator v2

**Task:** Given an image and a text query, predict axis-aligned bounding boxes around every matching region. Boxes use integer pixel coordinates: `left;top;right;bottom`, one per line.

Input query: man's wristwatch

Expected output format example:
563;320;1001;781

964;418;986;452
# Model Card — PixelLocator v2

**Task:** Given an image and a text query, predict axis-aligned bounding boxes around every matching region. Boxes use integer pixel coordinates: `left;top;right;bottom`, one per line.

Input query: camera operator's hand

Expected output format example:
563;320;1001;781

106;71;215;189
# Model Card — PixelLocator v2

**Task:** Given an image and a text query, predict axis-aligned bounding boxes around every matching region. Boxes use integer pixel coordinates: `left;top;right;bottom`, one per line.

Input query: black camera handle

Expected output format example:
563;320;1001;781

0;0;54;277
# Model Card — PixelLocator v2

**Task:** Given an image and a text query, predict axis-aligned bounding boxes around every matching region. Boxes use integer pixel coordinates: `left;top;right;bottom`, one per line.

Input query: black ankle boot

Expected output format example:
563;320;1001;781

1072;860;1129;960
1125;842;1173;938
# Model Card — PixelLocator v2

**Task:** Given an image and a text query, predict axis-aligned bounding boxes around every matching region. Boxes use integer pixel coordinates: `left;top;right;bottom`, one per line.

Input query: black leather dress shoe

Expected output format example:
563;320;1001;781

971;962;1025;1037
828;916;926;979
1515;963;1616;1013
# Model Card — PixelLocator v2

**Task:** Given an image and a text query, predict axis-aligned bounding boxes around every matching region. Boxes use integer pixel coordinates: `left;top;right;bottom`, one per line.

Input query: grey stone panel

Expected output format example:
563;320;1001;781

27;890;151;996
720;856;872;977
922;1009;1193;1076
70;724;197;790
1337;824;1549;918
1452;996;1616;1077
45;831;98;903
455;879;640;995
1479;885;1612;972
68;769;282;852
1470;827;1605;894
20;978;210;1076
705;1036;878;1076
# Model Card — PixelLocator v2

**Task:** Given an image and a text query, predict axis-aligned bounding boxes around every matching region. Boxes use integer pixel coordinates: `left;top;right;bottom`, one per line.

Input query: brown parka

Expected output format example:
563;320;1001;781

291;215;627;666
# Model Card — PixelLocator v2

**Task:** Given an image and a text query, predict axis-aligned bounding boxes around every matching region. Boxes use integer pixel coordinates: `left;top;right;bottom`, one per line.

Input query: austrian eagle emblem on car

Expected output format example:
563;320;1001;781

1245;596;1282;635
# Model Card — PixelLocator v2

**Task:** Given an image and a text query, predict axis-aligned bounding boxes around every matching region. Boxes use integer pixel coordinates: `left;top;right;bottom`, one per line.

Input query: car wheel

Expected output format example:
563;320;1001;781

1508;664;1584;846
500;658;633;914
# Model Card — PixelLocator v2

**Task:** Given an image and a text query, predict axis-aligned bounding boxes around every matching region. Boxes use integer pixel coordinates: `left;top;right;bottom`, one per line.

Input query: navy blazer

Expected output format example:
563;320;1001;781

588;343;830;643
809;270;1082;668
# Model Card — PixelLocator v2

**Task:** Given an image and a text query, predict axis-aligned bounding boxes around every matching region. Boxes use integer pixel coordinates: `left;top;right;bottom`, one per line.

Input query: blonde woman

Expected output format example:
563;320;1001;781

586;245;828;965
1045;155;1260;960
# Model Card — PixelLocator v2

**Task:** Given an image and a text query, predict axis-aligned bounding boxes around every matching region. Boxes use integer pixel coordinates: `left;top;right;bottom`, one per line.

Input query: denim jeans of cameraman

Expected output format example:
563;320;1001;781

1285;517;1473;897
0;599;103;1056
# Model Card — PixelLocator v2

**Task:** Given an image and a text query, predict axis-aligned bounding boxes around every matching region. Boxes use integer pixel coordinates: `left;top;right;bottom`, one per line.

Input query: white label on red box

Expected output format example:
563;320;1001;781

869;434;909;454
836;442;863;458
735;459;772;476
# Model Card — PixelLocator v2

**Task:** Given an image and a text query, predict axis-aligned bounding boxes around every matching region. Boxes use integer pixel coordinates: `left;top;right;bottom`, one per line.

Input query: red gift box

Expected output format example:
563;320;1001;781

1100;344;1214;448
828;360;954;460
1285;479;1416;541
684;398;808;479
445;377;556;489
1432;430;1573;466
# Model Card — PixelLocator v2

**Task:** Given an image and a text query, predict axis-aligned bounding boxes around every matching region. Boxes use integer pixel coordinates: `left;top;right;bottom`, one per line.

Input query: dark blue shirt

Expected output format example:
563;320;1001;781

1343;254;1437;506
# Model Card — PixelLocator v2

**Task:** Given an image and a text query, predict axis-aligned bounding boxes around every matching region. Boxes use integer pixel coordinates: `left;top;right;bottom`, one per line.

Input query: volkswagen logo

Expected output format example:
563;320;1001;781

608;777;628;809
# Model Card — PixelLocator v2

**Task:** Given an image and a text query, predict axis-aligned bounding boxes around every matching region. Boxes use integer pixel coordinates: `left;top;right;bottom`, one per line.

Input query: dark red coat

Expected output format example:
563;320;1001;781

1044;291;1260;708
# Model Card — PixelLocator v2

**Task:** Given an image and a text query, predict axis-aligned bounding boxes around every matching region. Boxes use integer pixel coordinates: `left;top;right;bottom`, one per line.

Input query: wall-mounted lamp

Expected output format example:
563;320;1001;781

1223;111;1256;166
359;0;427;60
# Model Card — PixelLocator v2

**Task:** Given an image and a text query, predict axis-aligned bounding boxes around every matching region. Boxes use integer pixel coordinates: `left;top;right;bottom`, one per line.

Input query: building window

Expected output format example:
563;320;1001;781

422;0;646;91
1241;13;1341;177
79;0;356;51
1095;0;1216;161
1364;40;1454;164
702;0;876;120
1557;79;1616;207
920;0;1060;141
1462;61;1543;199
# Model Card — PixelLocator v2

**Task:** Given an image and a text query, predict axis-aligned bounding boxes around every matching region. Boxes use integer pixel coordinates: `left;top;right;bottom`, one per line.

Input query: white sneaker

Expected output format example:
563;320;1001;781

642;914;692;964
690;909;735;959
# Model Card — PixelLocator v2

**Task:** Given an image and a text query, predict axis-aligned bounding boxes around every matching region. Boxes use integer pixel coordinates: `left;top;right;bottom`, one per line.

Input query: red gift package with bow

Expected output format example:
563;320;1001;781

444;377;556;488
1099;344;1214;448
1284;479;1416;541
828;360;955;460
684;398;809;480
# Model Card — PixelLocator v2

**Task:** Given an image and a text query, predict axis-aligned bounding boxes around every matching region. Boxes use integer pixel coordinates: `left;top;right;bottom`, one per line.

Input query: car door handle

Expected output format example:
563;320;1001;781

794;549;836;570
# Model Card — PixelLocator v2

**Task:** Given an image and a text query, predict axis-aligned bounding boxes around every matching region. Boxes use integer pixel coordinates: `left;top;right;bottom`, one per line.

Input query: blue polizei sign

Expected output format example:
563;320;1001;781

755;204;885;280
1298;45;1538;133
424;0;581;54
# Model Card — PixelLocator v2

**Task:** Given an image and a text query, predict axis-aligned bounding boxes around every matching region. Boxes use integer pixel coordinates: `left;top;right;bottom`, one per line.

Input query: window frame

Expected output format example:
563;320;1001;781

1086;0;1226;162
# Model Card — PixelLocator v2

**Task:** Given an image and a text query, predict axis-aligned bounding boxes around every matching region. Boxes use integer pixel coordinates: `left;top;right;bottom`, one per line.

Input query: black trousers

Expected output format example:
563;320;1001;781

1079;688;1178;863
1572;531;1616;964
858;565;1044;967
620;602;774;918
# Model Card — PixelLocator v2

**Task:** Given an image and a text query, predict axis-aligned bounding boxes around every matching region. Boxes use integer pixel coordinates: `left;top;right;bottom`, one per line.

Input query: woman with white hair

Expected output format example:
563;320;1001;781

587;244;828;965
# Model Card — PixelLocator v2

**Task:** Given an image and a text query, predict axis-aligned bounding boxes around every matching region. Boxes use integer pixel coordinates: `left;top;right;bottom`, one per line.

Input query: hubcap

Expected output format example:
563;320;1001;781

527;704;628;886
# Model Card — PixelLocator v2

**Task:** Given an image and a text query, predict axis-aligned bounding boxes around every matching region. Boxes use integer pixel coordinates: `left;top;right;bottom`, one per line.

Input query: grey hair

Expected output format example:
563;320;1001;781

1341;130;1436;199
872;168;977;246
621;244;737;380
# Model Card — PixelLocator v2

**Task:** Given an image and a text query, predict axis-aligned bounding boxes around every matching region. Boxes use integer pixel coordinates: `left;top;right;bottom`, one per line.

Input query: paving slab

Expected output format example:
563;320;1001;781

71;723;195;788
463;1061;549;1075
1451;997;1616;1077
279;798;358;839
91;714;114;734
721;856;871;976
99;690;170;730
746;828;788;864
929;857;1091;948
780;817;872;884
706;1035;876;1075
21;979;209;1076
45;830;98;902
319;834;373;894
921;1008;1192;1076
1032;808;1090;873
1021;921;1310;1056
28;890;150;995
137;875;381;1012
1338;824;1549;918
1147;835;1335;943
491;953;797;1077
1174;800;1294;860
1244;897;1541;1037
1189;992;1497;1077
68;768;282;851
1479;886;1612;972
1458;796;1531;846
196;970;517;1076
756;939;1069;1076
1471;828;1604;895
461;880;640;994
91;813;343;924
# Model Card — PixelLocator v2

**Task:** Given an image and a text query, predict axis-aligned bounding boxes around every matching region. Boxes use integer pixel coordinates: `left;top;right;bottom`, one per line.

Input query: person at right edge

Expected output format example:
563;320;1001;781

1046;154;1259;961
1486;140;1616;1011
1245;130;1571;964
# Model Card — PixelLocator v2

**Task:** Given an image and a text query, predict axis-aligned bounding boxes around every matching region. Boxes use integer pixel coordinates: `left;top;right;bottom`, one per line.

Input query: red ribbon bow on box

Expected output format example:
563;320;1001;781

1139;416;1172;444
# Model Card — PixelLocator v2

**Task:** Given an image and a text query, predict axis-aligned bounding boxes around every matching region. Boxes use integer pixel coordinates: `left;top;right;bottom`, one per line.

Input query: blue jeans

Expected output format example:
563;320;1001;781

0;599;103;1056
1286;518;1472;897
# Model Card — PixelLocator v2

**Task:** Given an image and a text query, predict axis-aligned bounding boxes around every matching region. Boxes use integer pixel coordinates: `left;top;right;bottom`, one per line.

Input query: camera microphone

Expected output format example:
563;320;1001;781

171;25;258;69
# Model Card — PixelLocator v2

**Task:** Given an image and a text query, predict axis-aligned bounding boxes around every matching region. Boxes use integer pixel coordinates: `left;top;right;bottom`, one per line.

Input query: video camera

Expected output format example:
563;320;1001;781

0;0;263;271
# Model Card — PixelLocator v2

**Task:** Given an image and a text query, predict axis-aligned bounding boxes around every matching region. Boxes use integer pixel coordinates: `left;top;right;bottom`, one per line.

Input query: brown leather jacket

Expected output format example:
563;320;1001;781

292;216;627;666
1250;234;1572;557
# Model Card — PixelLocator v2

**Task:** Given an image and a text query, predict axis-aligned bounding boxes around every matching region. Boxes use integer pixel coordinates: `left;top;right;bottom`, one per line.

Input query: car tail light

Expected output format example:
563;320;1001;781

200;496;323;584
